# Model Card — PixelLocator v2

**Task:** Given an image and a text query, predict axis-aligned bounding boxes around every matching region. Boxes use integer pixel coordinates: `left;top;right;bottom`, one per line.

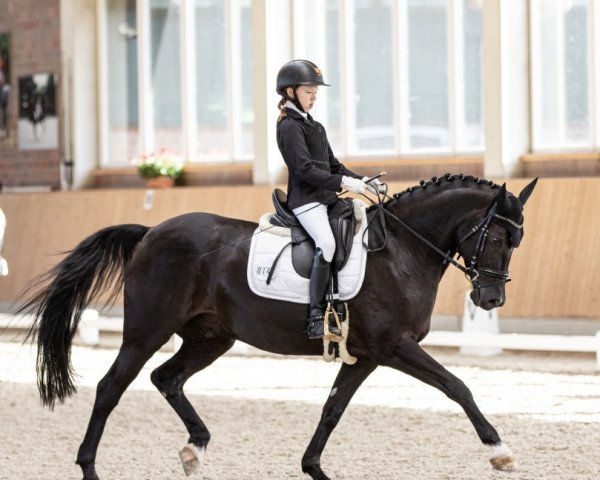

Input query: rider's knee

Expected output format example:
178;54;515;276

317;235;335;263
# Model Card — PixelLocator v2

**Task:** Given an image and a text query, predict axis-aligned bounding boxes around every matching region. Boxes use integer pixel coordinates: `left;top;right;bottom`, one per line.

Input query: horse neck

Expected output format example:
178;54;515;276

385;183;495;256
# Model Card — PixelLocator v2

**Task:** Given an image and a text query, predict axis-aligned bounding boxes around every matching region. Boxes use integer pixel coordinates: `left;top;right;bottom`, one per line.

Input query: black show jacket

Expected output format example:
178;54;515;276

276;108;362;210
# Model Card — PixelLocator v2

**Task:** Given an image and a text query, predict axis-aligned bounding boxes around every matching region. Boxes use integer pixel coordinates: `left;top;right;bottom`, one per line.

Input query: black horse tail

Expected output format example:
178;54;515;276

18;224;150;409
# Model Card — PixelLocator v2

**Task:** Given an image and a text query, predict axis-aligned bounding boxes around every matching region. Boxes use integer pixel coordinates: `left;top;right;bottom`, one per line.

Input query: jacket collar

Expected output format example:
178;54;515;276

285;107;313;126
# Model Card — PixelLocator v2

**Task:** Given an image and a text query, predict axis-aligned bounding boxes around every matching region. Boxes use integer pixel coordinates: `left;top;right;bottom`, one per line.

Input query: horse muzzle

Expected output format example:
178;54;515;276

469;287;505;311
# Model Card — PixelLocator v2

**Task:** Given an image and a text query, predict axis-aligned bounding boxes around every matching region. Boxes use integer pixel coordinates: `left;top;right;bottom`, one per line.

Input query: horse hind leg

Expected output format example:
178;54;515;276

380;338;516;471
150;334;235;476
76;338;169;480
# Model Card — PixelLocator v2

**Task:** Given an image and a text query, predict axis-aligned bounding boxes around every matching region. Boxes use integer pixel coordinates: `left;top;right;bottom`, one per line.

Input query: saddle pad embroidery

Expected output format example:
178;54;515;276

247;203;369;304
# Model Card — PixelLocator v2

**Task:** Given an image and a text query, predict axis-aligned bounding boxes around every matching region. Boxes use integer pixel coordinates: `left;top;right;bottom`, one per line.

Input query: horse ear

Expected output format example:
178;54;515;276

518;177;538;207
496;183;511;212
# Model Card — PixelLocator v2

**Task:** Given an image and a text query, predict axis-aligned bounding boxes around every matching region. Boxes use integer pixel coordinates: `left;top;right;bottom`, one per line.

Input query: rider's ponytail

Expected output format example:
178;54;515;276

277;97;287;122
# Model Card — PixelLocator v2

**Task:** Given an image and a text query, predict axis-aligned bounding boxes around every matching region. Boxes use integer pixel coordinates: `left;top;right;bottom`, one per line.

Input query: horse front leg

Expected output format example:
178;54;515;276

380;337;515;471
302;361;377;480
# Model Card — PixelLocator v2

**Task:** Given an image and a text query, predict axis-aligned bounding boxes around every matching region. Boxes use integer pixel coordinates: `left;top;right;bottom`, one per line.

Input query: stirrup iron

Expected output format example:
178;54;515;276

323;302;344;342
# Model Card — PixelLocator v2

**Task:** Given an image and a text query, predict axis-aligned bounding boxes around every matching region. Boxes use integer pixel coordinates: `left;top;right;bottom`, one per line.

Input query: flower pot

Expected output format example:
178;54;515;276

144;176;175;189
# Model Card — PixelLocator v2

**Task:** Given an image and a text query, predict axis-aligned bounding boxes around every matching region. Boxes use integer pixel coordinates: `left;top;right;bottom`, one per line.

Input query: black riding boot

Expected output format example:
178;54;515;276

306;249;340;339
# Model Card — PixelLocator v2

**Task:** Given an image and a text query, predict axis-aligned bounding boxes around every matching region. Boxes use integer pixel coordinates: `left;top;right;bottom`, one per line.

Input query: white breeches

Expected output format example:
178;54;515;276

292;202;335;262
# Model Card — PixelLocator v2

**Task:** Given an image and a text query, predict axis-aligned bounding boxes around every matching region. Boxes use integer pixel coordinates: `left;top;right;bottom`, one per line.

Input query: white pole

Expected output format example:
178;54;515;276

460;291;502;356
596;331;600;370
79;309;100;346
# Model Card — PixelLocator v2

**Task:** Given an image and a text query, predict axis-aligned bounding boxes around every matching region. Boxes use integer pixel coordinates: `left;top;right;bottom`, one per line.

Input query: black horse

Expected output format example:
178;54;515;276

18;75;55;141
20;174;537;480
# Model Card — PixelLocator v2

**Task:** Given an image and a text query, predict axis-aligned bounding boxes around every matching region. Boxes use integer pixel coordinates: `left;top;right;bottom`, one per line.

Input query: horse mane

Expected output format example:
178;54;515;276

374;173;502;211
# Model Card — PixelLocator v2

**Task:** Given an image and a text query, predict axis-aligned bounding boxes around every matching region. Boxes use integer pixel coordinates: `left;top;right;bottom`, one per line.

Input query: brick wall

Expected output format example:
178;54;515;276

0;0;62;189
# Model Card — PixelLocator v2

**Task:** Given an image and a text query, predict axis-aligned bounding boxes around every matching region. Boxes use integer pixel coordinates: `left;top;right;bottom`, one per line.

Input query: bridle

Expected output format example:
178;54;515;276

366;195;523;292
453;202;522;290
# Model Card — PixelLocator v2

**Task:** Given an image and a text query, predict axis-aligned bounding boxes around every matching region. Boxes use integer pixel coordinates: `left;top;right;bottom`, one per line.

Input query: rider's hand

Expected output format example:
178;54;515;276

362;177;387;194
341;176;367;194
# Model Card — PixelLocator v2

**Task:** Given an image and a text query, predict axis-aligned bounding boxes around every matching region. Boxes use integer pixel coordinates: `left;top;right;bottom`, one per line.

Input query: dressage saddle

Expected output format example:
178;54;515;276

267;188;356;282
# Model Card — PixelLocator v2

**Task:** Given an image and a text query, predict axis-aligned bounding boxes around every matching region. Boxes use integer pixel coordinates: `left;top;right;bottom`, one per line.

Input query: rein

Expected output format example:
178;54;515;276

197;175;520;292
363;189;522;290
365;198;471;275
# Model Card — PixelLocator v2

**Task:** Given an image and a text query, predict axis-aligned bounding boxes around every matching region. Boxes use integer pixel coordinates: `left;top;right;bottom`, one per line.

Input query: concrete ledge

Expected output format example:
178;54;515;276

431;315;600;336
422;330;599;353
3;312;599;369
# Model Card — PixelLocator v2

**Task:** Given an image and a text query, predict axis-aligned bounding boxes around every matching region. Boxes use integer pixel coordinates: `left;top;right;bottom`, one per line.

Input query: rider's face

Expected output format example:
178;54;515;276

287;85;318;112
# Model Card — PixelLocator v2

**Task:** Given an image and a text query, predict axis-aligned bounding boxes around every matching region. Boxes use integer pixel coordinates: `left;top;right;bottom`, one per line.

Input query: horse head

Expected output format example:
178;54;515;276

456;178;538;310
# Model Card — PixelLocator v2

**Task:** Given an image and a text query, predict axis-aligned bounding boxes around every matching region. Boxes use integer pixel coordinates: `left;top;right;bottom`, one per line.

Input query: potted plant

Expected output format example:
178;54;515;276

132;148;184;188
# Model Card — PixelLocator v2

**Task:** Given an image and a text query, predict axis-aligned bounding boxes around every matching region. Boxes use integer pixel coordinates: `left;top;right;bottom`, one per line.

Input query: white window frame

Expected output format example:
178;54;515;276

181;0;196;162
530;0;599;152
98;0;252;167
97;0;109;167
228;0;253;161
290;0;484;159
291;0;329;127
138;0;152;155
591;0;600;149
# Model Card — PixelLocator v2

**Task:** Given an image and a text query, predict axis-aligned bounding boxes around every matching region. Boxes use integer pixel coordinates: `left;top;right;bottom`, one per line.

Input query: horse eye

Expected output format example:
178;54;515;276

491;236;503;247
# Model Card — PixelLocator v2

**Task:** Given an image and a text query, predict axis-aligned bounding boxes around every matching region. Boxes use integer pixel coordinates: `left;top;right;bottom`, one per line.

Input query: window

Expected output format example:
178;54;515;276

351;0;394;152
405;0;449;151
194;0;227;158
291;0;484;157
104;0;139;165
149;0;183;151
460;0;484;149
100;0;252;166
530;0;598;151
193;0;253;160
99;1;599;170
292;0;343;149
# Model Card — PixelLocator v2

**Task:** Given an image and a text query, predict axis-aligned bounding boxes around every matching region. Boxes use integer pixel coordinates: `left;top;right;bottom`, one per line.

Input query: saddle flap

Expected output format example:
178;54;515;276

328;199;356;272
291;236;314;278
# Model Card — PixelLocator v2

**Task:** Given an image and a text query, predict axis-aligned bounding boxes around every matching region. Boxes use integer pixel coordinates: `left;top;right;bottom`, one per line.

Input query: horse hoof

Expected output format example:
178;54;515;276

179;443;205;476
302;463;331;480
489;443;516;471
490;455;516;471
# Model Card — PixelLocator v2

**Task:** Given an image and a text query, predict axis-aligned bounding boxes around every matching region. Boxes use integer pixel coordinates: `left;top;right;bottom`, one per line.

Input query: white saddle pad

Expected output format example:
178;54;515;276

247;200;369;304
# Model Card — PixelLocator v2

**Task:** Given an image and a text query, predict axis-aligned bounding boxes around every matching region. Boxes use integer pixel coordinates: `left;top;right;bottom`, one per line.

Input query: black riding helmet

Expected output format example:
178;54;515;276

276;59;330;112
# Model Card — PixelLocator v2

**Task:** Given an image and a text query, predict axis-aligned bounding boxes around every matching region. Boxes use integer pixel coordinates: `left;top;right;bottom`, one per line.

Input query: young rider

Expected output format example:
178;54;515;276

275;59;384;340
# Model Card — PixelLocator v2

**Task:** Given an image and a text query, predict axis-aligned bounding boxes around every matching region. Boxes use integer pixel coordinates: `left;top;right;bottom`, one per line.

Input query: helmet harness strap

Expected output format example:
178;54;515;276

283;86;305;113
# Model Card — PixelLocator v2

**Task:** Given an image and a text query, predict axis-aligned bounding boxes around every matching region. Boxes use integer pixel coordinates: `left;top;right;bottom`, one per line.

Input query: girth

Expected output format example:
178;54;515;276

267;188;356;283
